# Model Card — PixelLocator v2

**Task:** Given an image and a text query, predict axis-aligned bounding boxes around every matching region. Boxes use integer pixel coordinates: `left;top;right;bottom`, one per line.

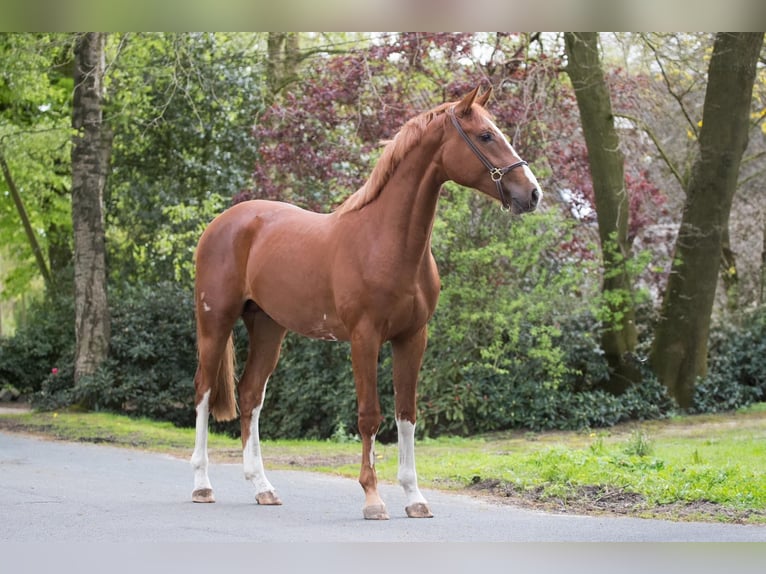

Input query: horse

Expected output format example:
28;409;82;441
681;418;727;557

190;85;541;520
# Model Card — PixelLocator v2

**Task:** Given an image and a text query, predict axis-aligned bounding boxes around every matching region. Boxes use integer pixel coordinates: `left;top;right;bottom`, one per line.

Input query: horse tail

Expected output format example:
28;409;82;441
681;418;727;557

209;334;238;422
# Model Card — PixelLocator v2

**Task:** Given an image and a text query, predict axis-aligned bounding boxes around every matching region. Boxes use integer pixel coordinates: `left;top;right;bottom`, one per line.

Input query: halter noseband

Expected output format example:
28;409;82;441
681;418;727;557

448;106;528;211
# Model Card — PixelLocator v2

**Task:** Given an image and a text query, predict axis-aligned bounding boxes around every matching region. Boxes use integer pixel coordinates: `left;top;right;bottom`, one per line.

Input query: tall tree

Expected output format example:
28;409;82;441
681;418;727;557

564;32;639;392
650;33;764;408
71;32;111;383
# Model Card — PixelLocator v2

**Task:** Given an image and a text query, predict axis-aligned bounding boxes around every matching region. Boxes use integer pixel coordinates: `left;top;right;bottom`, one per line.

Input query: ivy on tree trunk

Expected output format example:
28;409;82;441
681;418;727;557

71;32;111;386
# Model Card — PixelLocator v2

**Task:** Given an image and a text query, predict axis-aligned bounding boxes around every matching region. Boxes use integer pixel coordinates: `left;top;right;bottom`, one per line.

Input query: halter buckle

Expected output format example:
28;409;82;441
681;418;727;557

489;168;504;182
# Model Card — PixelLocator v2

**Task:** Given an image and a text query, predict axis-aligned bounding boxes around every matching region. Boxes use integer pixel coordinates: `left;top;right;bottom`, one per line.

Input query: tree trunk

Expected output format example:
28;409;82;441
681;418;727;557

71;32;111;385
266;32;301;96
650;33;764;408
564;32;639;392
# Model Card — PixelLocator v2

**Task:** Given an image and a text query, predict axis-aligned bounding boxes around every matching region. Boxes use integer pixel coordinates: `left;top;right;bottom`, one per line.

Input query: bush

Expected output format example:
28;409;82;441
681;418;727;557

1;186;682;440
21;187;755;439
692;308;766;413
0;292;75;399
33;282;198;426
416;311;676;437
255;335;395;442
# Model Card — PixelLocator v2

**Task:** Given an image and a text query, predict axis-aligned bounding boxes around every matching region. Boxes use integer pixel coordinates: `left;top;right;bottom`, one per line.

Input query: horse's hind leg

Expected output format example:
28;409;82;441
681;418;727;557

191;366;215;502
392;326;432;518
239;306;286;505
191;328;234;503
191;297;240;503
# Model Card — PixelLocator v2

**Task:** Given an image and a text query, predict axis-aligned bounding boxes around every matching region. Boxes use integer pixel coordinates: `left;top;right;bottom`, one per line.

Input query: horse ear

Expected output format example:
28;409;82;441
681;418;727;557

454;85;482;117
476;85;492;108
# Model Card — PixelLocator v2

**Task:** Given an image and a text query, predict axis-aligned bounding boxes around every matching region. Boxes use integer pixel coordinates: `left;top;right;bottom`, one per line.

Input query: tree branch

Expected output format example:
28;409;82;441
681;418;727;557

612;111;686;190
751;107;766;129
640;33;700;139
0;148;53;291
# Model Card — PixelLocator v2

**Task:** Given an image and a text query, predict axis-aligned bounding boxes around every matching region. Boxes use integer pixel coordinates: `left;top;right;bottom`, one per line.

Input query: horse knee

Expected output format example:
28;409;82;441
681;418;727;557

357;411;382;437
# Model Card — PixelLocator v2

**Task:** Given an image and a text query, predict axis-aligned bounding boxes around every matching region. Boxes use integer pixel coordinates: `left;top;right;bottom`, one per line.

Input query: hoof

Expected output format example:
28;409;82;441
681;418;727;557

363;504;390;520
192;488;215;503
255;491;283;506
405;502;433;518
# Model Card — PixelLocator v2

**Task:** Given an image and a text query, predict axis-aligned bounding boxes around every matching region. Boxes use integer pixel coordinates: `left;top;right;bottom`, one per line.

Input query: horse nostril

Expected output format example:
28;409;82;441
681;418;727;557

530;188;541;207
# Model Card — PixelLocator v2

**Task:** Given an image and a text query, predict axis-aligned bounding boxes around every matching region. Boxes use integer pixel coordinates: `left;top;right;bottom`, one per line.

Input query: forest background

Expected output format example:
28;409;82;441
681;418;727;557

1;32;765;441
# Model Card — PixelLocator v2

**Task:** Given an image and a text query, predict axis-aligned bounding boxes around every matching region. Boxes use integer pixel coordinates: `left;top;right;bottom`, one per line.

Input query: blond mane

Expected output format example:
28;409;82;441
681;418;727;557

336;101;454;214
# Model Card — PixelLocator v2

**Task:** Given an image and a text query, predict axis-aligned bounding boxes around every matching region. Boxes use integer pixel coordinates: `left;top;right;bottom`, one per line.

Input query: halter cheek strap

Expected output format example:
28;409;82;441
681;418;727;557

448;106;528;211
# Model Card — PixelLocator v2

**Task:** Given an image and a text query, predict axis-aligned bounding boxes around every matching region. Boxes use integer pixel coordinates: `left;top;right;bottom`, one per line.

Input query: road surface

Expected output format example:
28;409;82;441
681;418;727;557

1;431;765;542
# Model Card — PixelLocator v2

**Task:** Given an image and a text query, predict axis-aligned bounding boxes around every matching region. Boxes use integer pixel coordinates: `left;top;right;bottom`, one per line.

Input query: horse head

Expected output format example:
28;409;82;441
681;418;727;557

442;85;541;214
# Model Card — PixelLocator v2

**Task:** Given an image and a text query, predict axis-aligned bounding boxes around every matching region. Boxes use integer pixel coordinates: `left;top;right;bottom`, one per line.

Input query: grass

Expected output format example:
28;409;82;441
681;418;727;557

1;405;765;523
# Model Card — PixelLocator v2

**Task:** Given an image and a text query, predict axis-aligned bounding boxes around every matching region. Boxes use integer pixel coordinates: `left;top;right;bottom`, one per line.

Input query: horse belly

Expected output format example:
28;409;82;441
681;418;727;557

246;239;349;341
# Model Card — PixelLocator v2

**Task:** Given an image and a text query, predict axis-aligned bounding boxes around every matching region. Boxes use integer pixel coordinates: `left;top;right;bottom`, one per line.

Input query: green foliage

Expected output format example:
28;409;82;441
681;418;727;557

252;336;358;440
250;335;396;442
32;283;198;427
692;307;766;413
417;186;618;435
2;184;679;440
0;291;74;396
106;33;269;286
623;429;654;457
1;33;73;299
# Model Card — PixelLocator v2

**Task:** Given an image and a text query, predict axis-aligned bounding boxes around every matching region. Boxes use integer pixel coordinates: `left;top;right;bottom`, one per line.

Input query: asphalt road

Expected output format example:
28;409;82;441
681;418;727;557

1;431;765;542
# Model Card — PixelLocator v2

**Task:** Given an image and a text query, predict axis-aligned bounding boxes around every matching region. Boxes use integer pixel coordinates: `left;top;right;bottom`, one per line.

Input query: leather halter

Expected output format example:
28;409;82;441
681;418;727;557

448;106;528;211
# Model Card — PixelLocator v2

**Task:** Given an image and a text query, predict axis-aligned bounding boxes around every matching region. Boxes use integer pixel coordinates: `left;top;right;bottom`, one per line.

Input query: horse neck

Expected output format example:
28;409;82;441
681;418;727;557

364;140;445;262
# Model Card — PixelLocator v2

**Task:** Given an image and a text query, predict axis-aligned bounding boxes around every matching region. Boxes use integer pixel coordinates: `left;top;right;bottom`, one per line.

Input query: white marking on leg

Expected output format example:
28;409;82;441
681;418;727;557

203;302;211;312
369;433;377;467
243;381;276;496
396;419;428;507
190;390;212;492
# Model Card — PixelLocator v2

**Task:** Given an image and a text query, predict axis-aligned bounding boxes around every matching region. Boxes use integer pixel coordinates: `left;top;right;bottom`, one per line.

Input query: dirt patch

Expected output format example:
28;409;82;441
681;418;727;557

0;418;55;436
205;449;357;468
0;402;32;415
468;479;647;516
467;478;765;524
278;454;358;467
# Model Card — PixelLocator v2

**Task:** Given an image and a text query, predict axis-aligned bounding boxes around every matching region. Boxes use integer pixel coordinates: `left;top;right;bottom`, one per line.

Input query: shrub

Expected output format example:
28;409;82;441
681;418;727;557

3;185;682;440
33;282;198;426
0;292;75;399
255;335;395;442
692;308;766;413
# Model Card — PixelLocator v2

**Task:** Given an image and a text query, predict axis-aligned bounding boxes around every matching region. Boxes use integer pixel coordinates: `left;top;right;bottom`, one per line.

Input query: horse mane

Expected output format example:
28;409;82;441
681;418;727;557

336;101;454;215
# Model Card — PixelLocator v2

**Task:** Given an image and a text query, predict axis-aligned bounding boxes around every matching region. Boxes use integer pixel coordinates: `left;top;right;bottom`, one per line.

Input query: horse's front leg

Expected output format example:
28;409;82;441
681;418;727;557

392;327;433;518
350;327;388;520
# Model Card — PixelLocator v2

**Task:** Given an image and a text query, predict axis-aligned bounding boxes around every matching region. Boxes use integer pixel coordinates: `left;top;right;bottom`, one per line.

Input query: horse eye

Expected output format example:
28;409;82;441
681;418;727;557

479;132;493;143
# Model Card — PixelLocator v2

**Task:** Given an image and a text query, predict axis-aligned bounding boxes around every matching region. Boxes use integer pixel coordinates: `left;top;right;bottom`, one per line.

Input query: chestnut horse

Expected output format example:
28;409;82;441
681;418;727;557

190;85;541;520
